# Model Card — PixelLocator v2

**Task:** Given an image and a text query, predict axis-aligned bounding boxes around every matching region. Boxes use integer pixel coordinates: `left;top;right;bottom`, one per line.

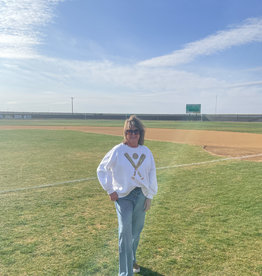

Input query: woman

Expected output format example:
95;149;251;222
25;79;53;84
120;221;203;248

97;115;158;276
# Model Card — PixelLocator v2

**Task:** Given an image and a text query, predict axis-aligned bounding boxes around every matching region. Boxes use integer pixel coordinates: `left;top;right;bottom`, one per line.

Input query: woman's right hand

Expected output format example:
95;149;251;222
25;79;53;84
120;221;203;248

109;191;118;201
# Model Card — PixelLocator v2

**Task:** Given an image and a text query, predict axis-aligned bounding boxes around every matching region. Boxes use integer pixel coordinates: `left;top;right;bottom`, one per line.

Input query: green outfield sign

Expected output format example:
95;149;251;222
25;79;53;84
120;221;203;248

186;104;201;114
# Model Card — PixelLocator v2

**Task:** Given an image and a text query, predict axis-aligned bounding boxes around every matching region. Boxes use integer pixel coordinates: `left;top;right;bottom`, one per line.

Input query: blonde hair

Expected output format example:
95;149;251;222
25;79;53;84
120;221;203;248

123;115;145;145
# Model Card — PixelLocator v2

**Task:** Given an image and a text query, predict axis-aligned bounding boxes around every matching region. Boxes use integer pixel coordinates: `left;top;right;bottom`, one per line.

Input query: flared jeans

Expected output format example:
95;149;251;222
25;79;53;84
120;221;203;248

115;187;146;276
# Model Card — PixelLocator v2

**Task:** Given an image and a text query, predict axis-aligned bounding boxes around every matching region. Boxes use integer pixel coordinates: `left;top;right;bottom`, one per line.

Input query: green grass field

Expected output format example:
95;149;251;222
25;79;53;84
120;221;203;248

0;121;262;275
1;119;262;133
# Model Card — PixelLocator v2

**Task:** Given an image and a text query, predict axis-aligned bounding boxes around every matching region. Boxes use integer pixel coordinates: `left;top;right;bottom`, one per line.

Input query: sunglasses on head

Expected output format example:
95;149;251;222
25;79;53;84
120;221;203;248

125;129;140;135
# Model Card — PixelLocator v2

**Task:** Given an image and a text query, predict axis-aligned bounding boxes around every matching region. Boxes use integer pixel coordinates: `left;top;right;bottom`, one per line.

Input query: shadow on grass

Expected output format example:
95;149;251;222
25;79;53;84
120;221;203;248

137;266;164;276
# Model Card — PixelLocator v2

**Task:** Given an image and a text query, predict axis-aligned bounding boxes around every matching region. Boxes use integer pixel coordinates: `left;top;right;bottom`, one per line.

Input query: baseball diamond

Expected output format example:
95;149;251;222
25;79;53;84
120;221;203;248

1;125;262;161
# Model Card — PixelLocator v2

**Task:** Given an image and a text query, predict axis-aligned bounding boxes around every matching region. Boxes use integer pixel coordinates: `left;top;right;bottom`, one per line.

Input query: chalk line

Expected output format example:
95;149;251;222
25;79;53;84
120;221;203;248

0;177;97;195
1;153;262;195
156;153;262;170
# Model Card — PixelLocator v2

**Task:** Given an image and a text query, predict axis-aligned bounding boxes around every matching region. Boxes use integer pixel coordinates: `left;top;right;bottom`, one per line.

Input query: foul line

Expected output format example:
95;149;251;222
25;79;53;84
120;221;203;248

0;177;96;195
1;153;262;195
156;153;262;170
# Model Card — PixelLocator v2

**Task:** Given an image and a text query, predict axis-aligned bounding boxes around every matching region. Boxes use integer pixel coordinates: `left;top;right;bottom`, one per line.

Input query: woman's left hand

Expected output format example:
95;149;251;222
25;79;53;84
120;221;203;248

144;198;151;212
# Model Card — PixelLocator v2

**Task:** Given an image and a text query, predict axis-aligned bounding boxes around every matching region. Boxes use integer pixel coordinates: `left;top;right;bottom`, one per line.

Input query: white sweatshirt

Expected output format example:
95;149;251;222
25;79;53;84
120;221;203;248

97;143;157;199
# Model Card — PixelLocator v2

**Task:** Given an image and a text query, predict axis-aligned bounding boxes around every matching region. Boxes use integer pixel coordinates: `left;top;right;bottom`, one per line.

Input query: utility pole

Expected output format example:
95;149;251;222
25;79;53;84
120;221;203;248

71;97;74;114
215;95;217;114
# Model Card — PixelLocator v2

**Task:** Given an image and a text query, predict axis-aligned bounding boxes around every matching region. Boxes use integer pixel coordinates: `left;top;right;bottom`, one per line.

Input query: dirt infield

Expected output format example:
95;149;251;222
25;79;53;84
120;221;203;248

1;125;262;161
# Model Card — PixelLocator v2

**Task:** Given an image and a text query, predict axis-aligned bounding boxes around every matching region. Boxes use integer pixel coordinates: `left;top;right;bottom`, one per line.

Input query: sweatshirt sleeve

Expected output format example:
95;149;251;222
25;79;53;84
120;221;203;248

147;150;158;199
97;147;117;195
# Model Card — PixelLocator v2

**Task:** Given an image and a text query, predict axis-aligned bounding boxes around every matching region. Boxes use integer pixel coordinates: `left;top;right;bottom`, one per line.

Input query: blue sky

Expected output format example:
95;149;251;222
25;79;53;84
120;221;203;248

0;0;262;114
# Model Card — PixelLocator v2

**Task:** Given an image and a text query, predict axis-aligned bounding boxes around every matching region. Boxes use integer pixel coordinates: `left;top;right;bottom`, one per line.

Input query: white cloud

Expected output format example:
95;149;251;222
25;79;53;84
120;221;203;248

138;17;262;67
0;57;233;113
30;57;224;98
0;0;64;59
228;80;262;88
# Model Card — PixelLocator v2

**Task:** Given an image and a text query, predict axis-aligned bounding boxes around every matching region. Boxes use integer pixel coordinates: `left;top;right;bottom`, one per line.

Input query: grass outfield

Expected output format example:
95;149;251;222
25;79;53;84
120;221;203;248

1;119;262;133
0;129;262;275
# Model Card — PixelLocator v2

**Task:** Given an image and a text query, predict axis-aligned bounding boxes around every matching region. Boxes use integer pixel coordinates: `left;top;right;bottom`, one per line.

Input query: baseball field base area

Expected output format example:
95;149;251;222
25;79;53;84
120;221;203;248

0;120;261;275
1;124;262;161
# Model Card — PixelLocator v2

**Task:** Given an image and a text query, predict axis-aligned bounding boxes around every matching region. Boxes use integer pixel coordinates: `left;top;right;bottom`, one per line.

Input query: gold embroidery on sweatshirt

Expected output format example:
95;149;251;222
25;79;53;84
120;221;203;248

132;153;138;160
124;153;146;180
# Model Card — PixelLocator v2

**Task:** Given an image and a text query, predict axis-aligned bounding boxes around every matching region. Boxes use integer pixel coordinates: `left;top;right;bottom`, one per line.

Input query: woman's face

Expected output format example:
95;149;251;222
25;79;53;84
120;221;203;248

125;126;140;147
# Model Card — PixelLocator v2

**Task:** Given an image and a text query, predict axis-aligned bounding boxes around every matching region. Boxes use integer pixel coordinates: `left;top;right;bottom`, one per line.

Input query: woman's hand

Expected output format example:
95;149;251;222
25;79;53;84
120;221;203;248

109;191;118;201
144;198;151;212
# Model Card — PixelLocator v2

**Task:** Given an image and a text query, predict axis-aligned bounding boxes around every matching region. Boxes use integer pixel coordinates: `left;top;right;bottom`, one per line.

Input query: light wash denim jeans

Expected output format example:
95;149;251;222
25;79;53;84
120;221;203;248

115;187;146;276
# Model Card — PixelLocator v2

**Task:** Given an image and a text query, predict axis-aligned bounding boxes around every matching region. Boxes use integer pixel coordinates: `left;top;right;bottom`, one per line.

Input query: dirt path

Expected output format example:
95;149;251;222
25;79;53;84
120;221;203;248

1;125;262;161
